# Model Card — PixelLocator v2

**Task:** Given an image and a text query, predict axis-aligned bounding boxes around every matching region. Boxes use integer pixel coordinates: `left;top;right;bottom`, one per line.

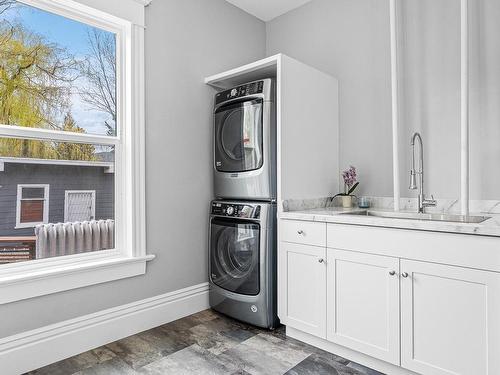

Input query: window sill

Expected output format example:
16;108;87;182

15;224;40;229
0;251;155;304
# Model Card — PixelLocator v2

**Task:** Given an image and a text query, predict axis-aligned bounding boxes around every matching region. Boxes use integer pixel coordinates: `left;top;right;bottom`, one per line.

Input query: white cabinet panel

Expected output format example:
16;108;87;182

279;242;327;338
281;220;326;247
401;260;500;375
327;249;400;365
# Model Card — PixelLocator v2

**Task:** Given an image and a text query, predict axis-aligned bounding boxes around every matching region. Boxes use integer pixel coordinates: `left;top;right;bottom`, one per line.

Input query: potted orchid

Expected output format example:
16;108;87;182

336;166;359;208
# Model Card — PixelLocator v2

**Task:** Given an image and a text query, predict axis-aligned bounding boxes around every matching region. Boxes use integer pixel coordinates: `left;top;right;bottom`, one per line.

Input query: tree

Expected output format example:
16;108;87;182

55;113;96;161
0;113;98;161
0;0;15;15
79;28;116;136
0;22;78;128
0;136;57;159
0;22;97;160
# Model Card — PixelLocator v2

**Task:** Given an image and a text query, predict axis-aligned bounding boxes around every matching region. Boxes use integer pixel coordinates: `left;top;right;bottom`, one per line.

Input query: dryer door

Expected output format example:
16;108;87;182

210;218;260;295
214;98;263;173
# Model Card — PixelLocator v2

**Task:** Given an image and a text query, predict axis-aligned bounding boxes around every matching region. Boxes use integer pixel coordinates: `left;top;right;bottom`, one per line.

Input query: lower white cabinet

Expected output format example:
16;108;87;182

400;260;500;375
279;242;327;338
326;249;400;365
279;220;500;375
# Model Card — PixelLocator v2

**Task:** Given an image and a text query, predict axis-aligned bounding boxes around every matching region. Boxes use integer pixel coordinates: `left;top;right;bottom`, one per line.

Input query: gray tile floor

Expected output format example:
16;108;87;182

27;310;385;375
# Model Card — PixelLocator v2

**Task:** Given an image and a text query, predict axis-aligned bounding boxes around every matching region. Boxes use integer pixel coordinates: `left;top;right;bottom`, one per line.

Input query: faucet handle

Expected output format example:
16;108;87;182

423;195;437;207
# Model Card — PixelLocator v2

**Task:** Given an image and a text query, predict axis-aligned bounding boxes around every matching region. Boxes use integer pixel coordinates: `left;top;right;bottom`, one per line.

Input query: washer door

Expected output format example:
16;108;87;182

210;218;260;295
214;98;263;173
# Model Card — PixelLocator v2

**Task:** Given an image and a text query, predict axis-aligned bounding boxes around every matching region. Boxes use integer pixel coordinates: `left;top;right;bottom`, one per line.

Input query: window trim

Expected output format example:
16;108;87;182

15;184;50;229
0;0;153;305
64;190;97;222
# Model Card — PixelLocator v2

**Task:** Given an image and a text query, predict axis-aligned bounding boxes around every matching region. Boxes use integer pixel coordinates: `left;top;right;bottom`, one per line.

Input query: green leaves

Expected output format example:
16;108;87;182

347;182;359;195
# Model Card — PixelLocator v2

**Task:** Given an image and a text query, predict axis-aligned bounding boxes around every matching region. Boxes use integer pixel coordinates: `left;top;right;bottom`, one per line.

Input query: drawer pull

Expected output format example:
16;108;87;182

318;258;325;263
389;270;396;276
402;272;409;278
297;230;304;235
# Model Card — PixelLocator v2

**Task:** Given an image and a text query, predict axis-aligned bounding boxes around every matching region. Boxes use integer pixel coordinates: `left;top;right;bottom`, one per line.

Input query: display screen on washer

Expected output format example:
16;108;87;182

214;98;263;173
211;202;260;219
210;218;260;296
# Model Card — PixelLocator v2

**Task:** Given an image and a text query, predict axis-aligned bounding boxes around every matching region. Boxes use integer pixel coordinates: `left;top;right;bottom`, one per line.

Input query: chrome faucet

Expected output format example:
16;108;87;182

409;132;437;213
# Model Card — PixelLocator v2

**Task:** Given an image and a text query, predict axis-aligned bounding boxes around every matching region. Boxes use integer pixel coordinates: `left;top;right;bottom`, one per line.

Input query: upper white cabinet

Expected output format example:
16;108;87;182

278;55;339;203
327;249;400;365
205;54;339;209
400;260;500;375
279;241;327;338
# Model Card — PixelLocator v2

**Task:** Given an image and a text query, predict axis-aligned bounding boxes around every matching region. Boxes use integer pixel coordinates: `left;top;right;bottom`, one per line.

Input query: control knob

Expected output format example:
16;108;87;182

226;206;235;215
230;89;237;97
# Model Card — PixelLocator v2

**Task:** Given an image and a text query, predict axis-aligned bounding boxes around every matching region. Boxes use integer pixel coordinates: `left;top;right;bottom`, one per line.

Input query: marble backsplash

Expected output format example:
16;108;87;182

282;196;500;215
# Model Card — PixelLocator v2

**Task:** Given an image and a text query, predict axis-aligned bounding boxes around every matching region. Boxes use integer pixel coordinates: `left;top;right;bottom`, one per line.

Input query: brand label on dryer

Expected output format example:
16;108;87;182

216;161;222;167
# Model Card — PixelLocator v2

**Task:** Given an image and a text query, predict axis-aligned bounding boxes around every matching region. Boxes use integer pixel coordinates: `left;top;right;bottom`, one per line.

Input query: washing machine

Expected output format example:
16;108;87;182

209;200;278;328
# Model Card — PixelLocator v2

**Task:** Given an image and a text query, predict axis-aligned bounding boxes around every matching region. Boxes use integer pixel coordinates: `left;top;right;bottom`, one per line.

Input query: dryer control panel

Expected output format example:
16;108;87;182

211;202;261;219
215;81;265;105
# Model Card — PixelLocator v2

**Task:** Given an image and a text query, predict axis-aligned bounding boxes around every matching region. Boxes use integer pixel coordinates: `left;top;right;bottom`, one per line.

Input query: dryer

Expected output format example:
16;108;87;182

213;79;276;201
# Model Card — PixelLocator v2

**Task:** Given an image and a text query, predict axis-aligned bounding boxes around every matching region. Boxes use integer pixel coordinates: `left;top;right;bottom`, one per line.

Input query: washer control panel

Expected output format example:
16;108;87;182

211;202;261;219
215;81;265;105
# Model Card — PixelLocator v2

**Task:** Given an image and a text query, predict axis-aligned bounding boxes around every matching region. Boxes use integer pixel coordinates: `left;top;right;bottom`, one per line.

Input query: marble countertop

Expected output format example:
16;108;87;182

279;207;500;237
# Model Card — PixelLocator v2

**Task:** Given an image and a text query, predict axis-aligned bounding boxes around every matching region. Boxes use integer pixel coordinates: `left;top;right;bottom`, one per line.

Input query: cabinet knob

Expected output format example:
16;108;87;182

402;272;409;278
389;270;396;276
318;258;325;263
297;230;304;235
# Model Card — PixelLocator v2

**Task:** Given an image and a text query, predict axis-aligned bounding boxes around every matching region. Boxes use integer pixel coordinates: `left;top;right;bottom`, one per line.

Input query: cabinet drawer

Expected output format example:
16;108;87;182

281;220;326;247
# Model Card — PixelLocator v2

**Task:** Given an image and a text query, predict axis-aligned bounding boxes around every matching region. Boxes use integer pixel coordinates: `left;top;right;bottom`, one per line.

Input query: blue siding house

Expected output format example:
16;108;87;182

0;158;115;238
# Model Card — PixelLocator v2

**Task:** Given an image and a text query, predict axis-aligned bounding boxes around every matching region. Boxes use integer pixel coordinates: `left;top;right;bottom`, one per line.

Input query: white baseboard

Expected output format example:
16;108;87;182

0;282;210;375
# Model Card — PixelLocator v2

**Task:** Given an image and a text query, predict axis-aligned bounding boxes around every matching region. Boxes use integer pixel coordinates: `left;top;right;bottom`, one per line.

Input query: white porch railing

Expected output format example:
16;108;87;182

35;220;115;259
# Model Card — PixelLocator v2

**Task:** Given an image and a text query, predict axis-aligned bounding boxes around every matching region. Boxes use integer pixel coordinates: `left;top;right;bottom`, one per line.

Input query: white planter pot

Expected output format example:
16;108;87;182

341;196;353;208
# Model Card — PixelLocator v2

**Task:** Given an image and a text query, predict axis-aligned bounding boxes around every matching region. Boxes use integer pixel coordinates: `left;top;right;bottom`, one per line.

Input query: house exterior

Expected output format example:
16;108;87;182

0;158;115;237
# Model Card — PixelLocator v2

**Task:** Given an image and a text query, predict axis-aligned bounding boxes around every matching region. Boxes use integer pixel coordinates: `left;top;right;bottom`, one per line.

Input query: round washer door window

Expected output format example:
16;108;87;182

221;109;245;161
210;219;260;295
214;99;263;173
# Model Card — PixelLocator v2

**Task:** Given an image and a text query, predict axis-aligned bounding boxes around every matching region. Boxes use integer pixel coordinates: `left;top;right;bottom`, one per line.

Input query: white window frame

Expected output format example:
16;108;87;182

0;0;154;305
64;190;96;222
16;184;50;228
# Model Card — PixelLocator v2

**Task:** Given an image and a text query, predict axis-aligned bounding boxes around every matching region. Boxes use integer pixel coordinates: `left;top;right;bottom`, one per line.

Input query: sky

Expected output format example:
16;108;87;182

2;1;116;136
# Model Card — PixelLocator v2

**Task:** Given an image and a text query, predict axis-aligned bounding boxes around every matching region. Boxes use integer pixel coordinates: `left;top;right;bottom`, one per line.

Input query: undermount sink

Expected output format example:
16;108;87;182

342;210;491;224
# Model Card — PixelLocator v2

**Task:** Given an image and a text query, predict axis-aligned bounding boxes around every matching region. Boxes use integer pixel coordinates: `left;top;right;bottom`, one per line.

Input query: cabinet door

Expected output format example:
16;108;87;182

327;249;400;365
401;260;500;375
279;242;327;338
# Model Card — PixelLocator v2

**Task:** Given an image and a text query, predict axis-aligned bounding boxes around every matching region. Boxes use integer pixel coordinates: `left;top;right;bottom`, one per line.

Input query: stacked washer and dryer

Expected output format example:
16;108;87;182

209;79;279;329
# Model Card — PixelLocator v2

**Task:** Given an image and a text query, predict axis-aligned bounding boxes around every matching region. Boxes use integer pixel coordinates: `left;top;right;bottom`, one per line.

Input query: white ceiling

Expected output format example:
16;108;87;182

225;0;313;22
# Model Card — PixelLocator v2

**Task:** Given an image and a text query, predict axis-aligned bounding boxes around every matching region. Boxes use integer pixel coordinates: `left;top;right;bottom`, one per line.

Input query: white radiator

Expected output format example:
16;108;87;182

35;220;115;259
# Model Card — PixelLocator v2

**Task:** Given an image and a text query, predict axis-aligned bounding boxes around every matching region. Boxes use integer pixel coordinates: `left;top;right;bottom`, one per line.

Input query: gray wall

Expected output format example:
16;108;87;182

267;0;500;202
0;163;114;237
0;0;265;338
397;0;461;200
398;0;500;201
266;0;394;197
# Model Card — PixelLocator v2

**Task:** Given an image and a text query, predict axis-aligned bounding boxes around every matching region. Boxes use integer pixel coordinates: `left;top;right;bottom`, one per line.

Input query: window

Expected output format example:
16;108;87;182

0;0;151;305
16;184;50;228
65;190;96;222
0;1;117;261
